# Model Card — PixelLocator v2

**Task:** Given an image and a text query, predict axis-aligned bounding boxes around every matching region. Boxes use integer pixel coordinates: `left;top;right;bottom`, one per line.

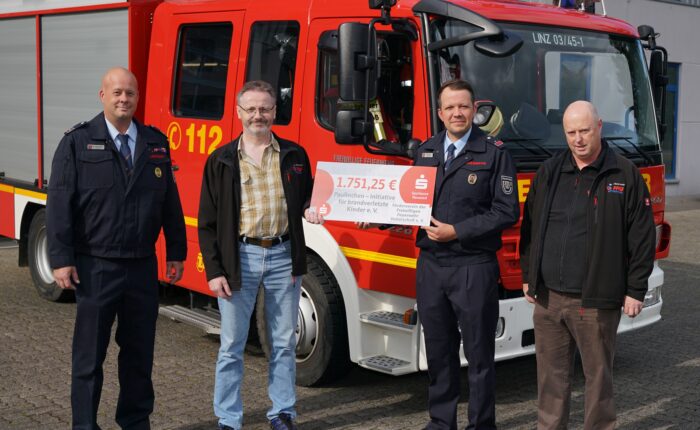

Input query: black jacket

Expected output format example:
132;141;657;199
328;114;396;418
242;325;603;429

197;134;313;290
519;145;655;308
414;128;520;265
47;112;187;267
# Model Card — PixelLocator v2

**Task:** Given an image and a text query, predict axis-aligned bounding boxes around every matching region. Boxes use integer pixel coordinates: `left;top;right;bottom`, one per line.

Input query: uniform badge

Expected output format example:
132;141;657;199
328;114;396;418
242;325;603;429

501;175;514;195
87;144;105;150
154;167;162;178
421;152;434;158
468;173;478;185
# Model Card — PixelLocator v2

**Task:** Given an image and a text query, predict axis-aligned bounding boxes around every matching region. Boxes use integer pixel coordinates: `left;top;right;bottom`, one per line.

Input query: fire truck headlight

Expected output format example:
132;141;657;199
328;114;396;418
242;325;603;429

495;317;505;339
643;287;661;308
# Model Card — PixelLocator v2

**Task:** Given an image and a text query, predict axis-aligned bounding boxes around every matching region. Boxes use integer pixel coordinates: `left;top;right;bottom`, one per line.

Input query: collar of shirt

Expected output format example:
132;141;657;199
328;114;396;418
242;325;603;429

443;127;472;159
563;144;606;173
237;134;280;160
104;118;137;154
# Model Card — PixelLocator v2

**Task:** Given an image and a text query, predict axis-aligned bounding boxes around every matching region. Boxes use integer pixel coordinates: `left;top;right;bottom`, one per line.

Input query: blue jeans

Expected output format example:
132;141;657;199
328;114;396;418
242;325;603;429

214;240;301;429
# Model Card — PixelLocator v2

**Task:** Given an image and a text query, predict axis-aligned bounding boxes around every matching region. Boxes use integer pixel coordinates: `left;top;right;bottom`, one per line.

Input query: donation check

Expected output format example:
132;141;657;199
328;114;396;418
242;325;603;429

310;162;437;226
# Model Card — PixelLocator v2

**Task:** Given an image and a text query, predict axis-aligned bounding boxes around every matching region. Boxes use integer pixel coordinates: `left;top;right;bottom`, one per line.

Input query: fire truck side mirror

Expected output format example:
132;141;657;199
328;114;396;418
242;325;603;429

335;110;371;144
637;25;656;50
404;138;421;160
473;30;523;58
649;50;668;135
639;24;668;136
338;22;378;102
369;0;397;9
637;25;653;39
649;51;667;98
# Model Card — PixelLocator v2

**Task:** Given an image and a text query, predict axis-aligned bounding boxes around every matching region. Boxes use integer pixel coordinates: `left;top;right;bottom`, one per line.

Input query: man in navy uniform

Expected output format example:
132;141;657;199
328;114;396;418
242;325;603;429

47;67;187;430
414;79;519;429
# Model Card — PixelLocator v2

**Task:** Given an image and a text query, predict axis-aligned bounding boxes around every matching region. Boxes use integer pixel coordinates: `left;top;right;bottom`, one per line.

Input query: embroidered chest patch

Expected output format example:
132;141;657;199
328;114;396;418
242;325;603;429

606;183;625;194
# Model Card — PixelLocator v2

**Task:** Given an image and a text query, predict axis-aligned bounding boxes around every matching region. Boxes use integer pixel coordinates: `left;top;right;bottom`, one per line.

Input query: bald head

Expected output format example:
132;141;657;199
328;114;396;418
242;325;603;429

99;67;139;132
101;67;137;90
563;100;603;168
563;100;599;125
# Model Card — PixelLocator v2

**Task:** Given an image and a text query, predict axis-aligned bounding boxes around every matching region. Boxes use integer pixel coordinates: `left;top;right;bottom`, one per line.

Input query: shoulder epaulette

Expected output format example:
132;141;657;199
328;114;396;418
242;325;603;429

64;121;88;135
147;124;167;138
486;135;505;149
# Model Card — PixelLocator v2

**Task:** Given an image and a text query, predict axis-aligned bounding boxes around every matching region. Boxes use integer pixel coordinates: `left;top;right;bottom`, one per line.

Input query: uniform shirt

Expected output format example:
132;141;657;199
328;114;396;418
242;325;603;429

104;118;137;161
540;151;604;294
443;127;472;160
238;135;288;238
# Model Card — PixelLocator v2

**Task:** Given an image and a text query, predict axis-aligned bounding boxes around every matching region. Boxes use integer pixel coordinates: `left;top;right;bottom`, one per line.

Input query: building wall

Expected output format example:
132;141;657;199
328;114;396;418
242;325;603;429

606;0;700;196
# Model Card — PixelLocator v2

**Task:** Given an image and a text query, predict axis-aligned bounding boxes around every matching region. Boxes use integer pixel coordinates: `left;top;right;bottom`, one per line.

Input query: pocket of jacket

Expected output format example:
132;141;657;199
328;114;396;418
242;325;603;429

77;151;114;188
144;159;169;190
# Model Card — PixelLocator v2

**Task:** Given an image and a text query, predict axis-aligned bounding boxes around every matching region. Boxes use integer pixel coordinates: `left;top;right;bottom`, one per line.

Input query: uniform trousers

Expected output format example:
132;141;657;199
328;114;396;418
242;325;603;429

533;289;622;430
416;253;500;430
72;254;159;430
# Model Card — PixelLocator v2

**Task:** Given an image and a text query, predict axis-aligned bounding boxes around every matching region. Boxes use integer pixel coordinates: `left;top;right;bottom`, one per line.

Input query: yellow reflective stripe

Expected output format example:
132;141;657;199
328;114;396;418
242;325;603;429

184;216;198;227
15;188;46;201
340;246;417;269
0;184;14;194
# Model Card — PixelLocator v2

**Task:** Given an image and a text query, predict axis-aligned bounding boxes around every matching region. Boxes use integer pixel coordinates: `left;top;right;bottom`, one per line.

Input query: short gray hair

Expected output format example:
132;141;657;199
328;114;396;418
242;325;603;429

237;80;277;104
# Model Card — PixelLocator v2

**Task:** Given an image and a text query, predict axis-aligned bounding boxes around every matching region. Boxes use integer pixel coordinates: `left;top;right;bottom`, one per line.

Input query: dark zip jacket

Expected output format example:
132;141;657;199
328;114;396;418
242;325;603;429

197;134;313;290
519;144;655;309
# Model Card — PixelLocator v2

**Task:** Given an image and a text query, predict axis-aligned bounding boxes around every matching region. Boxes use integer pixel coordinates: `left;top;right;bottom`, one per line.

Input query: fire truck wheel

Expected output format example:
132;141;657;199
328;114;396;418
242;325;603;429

256;255;351;386
28;209;73;302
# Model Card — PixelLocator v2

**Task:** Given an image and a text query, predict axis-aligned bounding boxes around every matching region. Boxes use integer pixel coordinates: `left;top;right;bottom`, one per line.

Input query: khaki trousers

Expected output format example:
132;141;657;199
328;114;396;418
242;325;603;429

533;290;622;430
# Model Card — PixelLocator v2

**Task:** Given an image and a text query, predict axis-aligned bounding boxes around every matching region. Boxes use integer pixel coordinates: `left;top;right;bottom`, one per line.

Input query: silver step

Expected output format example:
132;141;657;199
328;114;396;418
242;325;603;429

159;305;221;335
359;310;414;332
358;355;413;375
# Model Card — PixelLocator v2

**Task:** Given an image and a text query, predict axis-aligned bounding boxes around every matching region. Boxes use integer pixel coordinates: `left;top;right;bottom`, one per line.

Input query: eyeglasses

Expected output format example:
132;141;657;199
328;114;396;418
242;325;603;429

238;105;275;115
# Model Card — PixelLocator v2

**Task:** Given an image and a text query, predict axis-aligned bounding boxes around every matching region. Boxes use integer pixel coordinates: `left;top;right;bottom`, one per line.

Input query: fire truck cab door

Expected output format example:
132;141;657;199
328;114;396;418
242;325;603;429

157;10;244;294
301;18;429;165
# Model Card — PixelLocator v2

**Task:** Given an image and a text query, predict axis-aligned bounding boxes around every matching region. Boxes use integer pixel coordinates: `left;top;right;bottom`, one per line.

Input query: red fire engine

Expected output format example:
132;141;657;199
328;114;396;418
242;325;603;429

0;0;672;386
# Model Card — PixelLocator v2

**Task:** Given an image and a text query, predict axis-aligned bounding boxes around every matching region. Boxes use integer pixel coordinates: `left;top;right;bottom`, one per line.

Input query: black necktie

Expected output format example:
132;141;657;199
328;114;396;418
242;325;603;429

444;143;456;171
117;134;133;171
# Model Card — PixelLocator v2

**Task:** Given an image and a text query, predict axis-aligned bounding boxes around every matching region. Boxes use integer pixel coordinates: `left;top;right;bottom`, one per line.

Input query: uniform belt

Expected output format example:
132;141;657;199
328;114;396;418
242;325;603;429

239;234;290;248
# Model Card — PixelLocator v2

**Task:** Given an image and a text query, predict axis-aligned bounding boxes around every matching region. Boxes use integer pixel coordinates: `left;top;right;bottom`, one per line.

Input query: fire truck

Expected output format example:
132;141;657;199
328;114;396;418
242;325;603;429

0;0;672;386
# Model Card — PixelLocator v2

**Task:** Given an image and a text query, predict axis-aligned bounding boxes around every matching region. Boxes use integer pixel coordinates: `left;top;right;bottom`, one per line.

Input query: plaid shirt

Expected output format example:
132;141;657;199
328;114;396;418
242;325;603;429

238;135;288;238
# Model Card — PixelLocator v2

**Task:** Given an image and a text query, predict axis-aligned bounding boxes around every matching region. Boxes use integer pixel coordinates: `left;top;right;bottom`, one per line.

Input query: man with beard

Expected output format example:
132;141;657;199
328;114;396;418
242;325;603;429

198;80;321;430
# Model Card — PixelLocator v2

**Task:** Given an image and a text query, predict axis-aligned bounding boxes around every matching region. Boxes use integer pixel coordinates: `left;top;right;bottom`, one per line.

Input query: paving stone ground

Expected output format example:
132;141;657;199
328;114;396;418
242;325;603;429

1;196;699;429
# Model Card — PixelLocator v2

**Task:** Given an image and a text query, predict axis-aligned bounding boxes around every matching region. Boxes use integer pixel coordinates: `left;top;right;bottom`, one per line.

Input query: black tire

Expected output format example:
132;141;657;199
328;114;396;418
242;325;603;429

256;255;351;386
28;209;73;302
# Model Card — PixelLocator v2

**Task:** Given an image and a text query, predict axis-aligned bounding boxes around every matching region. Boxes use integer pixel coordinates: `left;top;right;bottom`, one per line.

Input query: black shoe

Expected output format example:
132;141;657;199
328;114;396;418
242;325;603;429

218;425;235;430
269;413;297;430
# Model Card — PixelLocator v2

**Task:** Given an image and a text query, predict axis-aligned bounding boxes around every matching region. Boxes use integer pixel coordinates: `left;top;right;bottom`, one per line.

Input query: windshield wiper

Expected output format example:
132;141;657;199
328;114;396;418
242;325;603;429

501;137;554;158
603;136;654;166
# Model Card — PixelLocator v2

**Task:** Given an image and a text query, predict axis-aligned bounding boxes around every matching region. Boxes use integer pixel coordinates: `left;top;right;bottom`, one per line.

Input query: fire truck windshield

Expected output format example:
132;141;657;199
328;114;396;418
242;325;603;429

431;20;661;168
